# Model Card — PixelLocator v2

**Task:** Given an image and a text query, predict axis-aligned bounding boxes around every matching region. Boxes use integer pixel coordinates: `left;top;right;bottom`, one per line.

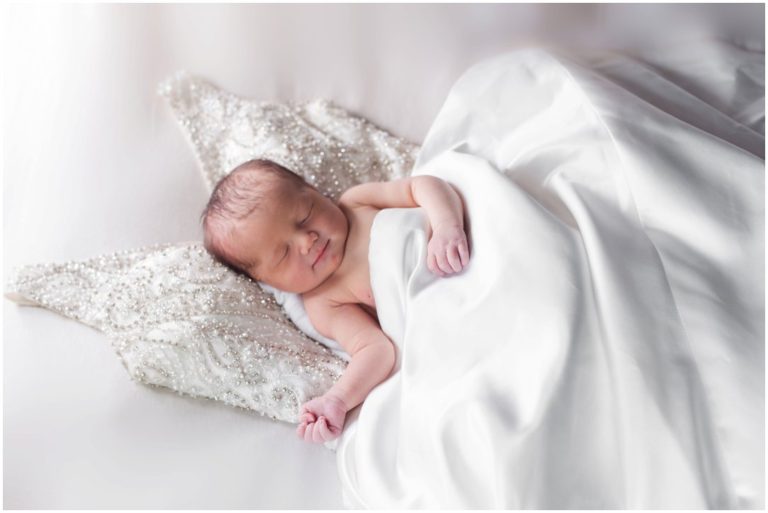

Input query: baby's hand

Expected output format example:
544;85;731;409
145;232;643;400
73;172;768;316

427;222;470;276
296;393;347;444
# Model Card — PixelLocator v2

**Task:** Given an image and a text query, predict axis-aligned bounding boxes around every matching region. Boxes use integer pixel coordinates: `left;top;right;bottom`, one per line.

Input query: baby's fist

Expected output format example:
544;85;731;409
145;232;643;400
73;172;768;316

296;393;347;444
427;222;470;276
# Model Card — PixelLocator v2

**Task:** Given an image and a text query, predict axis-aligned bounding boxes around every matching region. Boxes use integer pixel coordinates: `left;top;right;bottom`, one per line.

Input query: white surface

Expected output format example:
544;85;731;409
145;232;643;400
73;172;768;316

338;48;763;508
2;3;764;509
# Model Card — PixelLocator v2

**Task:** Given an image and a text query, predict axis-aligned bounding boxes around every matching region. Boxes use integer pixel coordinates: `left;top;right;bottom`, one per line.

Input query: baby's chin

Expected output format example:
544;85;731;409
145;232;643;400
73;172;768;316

259;276;325;295
301;266;340;295
257;254;341;294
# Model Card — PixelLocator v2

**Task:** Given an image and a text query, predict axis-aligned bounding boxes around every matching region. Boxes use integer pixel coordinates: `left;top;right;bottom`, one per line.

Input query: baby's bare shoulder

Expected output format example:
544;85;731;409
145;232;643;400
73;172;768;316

302;287;344;323
303;290;356;320
302;279;347;310
303;293;378;342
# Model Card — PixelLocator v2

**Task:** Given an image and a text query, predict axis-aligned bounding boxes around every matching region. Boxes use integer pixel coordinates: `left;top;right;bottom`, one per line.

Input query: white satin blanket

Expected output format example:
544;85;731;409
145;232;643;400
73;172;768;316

335;48;764;508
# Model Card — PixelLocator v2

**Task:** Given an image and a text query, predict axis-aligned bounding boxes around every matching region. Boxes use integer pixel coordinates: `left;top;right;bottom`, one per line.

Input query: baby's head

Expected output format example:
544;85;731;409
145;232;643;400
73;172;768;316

201;159;349;294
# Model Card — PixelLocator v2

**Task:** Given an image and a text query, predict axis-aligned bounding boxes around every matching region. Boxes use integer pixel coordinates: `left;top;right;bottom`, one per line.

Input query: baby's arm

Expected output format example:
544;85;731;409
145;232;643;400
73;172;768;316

297;300;396;443
341;176;470;275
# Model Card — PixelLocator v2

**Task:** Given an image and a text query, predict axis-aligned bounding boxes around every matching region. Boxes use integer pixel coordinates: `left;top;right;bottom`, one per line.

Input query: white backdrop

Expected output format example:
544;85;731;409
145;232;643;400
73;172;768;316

2;3;763;508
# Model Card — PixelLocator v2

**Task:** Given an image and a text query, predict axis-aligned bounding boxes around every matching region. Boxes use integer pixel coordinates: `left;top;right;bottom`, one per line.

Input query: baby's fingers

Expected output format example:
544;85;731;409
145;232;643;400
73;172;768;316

316;416;338;441
303;421;317;443
446;245;463;272
435;250;452;274
314;417;332;443
428;252;446;277
296;422;308;439
458;240;470;266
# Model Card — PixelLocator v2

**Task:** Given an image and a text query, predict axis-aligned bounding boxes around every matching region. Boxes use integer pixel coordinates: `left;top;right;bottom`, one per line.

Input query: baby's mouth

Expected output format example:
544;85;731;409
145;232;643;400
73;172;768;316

312;240;328;267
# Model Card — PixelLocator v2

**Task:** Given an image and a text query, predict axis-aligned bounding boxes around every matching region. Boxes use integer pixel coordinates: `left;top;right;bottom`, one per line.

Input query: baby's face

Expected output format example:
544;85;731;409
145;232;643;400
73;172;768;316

233;182;349;294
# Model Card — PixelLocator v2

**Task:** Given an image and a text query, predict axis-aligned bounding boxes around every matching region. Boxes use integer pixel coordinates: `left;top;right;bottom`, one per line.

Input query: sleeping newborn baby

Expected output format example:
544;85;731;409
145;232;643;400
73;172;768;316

201;159;470;443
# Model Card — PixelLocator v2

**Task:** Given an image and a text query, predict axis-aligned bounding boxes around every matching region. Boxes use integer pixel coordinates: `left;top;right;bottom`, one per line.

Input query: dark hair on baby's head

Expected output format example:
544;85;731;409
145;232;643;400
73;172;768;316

200;158;307;278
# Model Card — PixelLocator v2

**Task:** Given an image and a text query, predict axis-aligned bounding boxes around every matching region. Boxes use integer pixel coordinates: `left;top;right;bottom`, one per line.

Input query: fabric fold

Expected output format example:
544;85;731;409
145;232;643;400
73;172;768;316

336;47;763;508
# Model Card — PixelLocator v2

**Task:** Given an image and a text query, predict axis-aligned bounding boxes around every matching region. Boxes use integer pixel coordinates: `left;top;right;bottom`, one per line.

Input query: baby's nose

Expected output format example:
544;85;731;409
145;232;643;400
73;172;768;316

301;232;319;254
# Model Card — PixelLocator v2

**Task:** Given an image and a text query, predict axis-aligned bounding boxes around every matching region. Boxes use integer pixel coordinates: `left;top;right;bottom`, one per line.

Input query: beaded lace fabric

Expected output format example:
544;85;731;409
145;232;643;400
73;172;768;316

159;71;418;200
5;71;419;424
